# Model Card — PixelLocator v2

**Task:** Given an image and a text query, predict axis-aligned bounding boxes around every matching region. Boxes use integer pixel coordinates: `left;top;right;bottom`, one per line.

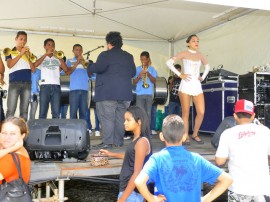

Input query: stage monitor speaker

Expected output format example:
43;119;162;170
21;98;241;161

25;119;90;160
211;116;236;148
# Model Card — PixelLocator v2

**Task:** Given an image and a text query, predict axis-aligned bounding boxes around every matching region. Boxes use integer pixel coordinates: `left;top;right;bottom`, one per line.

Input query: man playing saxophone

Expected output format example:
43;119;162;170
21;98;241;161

133;51;157;128
4;31;36;121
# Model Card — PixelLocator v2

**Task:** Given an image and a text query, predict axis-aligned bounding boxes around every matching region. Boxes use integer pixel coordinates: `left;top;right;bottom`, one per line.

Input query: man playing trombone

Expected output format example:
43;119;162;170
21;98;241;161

33;38;74;119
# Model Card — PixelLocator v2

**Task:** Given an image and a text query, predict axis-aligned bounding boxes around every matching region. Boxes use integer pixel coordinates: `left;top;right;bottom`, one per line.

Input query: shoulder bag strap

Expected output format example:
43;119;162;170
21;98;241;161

10;153;23;180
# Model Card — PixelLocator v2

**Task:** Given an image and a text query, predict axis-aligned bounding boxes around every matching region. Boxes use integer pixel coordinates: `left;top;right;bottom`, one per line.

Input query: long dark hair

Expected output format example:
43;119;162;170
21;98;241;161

126;106;151;139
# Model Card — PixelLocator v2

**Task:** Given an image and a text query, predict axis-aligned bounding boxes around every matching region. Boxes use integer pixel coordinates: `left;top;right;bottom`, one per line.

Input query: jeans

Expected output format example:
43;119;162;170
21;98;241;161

86;108;92;129
118;191;144;202
29;101;38;120
60;104;69;119
228;190;270;202
96;100;130;146
39;85;61;119
69;90;88;120
136;95;153;125
29;94;39;120
86;108;100;130
151;104;157;130
168;101;182;116
6;82;31;121
0;98;5;122
94;108;100;131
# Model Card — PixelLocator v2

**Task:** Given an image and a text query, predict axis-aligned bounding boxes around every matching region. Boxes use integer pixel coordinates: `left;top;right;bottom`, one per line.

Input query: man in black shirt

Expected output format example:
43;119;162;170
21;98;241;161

168;64;182;116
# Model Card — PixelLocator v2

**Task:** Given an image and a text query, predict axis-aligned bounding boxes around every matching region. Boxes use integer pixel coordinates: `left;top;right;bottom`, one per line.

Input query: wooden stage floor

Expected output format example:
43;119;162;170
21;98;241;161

30;133;217;185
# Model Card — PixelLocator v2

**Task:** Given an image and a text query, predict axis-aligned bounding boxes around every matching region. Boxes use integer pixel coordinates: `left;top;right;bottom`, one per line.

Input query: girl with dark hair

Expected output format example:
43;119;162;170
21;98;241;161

100;106;152;202
166;34;210;145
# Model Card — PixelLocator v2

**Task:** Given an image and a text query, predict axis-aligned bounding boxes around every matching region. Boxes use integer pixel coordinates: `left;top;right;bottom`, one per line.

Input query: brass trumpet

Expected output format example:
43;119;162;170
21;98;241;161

23;46;37;63
142;64;149;88
3;47;37;63
54;50;64;59
81;58;89;68
3;48;12;56
28;52;37;63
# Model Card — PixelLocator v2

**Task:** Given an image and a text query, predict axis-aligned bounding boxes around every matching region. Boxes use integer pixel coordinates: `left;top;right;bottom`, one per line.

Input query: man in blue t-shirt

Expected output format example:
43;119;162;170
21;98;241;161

135;115;232;202
66;44;90;120
133;51;157;126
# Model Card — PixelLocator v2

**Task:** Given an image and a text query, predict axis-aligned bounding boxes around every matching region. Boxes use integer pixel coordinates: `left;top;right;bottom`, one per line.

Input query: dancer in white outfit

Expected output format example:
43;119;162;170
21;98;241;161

166;34;210;145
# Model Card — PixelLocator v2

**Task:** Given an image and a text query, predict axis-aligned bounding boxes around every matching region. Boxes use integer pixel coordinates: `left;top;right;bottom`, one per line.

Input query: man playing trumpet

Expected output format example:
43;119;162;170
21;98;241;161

4;31;36;121
66;44;90;121
33;38;73;119
133;51;157;128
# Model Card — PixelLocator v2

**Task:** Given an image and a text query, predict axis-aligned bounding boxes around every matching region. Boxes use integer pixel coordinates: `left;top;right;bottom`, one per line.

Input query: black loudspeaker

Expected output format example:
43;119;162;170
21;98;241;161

211;116;236;148
25;119;90;160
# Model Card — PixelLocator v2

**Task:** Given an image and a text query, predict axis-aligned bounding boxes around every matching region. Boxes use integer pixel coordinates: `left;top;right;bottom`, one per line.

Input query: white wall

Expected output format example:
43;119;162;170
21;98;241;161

173;10;270;75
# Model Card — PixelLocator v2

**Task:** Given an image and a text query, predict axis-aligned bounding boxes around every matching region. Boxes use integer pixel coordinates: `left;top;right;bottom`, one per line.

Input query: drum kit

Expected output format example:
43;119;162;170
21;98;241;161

60;76;168;108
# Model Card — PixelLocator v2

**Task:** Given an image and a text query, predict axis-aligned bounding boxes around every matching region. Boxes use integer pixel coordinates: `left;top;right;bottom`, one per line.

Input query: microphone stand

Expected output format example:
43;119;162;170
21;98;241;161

84;46;104;60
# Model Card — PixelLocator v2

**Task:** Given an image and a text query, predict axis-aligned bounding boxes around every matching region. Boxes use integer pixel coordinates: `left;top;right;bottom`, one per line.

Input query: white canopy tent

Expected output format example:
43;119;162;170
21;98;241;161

0;0;269;71
0;0;270;115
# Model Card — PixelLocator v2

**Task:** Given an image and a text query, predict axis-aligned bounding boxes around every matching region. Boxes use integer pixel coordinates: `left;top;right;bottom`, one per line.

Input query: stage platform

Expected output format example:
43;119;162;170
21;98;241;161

29;133;217;185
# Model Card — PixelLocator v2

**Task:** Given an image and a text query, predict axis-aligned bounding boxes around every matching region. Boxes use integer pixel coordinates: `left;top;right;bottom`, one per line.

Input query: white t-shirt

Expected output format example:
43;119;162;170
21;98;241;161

39;56;61;85
216;123;270;195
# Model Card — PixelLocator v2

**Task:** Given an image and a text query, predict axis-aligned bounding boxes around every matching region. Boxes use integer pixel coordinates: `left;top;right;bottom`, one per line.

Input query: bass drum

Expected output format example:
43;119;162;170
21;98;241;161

89;80;136;108
89;77;168;107
60;75;70;105
89;80;95;108
61;76;168;108
153;77;168;105
60;75;92;108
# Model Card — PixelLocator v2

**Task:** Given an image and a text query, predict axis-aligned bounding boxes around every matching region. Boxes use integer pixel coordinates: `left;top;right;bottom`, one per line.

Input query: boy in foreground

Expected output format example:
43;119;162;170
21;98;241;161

215;99;270;201
135;115;232;202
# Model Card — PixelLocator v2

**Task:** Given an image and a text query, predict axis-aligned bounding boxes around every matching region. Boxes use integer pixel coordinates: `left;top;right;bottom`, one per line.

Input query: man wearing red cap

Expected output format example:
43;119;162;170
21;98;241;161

215;99;270;201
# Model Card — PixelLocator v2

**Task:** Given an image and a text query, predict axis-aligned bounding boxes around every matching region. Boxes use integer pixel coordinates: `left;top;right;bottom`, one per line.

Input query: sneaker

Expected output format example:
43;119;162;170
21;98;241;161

95;131;101;137
87;129;93;136
151;130;157;135
124;136;131;140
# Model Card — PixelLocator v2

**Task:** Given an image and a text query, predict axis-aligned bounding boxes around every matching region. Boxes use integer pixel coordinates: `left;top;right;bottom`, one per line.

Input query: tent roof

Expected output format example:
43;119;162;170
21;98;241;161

0;0;262;41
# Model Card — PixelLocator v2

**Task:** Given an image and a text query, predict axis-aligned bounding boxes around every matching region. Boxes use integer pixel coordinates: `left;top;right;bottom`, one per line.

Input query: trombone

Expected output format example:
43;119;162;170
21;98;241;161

54;50;65;59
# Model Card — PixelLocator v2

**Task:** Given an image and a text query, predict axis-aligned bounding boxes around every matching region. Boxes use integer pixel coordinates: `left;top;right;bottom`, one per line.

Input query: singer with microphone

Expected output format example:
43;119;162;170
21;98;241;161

87;31;136;149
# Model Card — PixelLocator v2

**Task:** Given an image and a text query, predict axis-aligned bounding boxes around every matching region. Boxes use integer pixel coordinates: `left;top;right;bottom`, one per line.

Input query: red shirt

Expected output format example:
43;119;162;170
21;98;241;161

0;153;31;184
